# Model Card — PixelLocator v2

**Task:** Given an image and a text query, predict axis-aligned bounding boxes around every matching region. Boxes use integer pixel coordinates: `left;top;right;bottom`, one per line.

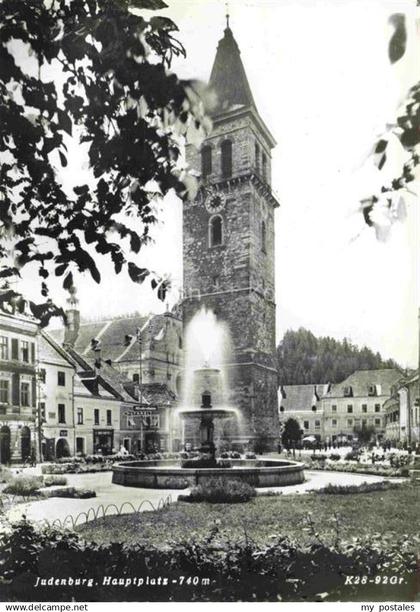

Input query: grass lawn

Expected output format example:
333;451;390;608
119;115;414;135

78;484;420;549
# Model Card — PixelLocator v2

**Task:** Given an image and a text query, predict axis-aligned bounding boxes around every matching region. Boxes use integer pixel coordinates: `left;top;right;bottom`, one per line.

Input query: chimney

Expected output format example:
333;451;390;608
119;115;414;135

64;285;80;347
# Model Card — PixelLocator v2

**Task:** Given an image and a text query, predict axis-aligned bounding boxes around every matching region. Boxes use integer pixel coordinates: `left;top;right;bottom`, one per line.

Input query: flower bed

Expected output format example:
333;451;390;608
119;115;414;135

302;458;409;478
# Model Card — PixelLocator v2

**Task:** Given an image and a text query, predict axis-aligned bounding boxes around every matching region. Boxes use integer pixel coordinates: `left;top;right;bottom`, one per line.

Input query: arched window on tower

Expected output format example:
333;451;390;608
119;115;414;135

255;142;260;174
261;220;266;253
202;391;212;408
221;140;232;178
209;215;223;247
201;145;212;178
262;152;267;181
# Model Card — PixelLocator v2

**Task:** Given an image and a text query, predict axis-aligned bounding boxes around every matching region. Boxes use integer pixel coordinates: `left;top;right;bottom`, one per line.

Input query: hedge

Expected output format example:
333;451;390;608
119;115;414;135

0;519;417;602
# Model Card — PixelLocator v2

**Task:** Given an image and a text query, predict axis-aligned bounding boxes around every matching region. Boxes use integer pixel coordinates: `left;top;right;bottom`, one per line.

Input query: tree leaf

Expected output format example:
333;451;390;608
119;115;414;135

128;262;150;283
374;139;387;154
127;0;168;9
388;14;407;64
63;271;74;291
378;153;387;170
59;150;68;167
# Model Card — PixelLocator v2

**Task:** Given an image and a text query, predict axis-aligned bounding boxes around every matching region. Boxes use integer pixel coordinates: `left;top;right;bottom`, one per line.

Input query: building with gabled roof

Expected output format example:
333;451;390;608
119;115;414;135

278;384;330;441
39;330;140;458
320;368;403;443
50;308;183;398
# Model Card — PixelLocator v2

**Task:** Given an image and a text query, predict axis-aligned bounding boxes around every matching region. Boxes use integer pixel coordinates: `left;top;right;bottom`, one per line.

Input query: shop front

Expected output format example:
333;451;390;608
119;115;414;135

93;429;114;455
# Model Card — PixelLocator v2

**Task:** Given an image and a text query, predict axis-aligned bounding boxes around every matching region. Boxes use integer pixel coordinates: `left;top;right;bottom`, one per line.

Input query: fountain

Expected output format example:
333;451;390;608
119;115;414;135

112;308;305;489
178;364;241;468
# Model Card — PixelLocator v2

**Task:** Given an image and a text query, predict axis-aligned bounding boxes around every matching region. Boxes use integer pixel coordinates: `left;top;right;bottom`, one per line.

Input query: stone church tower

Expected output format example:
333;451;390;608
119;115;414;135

183;21;279;450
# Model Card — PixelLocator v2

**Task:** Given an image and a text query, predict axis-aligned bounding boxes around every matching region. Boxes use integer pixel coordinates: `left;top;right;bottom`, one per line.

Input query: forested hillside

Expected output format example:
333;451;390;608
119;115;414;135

277;328;400;385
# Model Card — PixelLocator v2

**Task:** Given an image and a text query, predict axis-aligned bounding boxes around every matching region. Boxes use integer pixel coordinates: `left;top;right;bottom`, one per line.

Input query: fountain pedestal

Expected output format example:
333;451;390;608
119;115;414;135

198;414;217;466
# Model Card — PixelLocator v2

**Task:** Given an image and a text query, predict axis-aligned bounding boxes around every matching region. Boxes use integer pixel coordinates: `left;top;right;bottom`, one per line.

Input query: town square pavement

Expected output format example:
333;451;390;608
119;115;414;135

4;467;405;527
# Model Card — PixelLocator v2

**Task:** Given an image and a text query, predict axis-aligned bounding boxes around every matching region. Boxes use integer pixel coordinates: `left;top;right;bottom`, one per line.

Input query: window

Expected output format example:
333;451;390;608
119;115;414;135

303;420;309;429
375;403;381;413
77;407;84;425
39;369;46;383
331;405;337;412
11;338;18;360
261;220;266;253
133;373;139;383
344;386;353;397
362;404;367;413
201;145;212;178
57;371;65;386
58;404;66;423
21;341;29;363
221;140;232;178
255;142;260;173
0;380;9;403
332;419;337;427
262;152;267;180
76;437;85;454
362;419;367;426
347;418;353;427
21;382;30;406
106;410;112;426
368;385;376;396
94;409;99;425
375;418;381;426
209;215;223;247
202;392;211;408
347;405;353;413
0;336;8;360
39;402;45;421
314;420;320;428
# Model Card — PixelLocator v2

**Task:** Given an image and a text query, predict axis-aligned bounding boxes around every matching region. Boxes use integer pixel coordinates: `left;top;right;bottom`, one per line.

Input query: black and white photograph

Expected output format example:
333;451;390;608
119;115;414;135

0;0;419;607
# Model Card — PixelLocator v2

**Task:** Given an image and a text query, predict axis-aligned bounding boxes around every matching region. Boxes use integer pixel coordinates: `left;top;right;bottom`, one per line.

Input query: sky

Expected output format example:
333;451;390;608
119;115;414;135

13;0;420;367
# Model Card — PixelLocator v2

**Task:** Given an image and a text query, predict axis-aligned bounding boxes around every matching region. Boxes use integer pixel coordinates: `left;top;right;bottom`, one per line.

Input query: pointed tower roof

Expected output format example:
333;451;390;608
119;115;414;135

209;25;256;115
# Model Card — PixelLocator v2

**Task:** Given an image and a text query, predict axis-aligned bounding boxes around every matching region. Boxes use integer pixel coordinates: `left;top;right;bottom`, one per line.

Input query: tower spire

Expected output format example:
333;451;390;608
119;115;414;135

225;2;230;29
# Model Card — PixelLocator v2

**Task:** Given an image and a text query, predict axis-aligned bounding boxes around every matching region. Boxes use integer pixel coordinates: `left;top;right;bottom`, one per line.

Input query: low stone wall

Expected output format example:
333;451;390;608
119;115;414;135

112;459;305;489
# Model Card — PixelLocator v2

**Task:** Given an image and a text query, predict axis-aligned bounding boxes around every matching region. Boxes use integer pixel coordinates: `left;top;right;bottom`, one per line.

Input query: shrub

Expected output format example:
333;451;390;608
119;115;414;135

179;477;256;504
329;454;341;461
345;451;360;461
43;476;68;487
310;454;327;461
160;477;189;489
231;451;241;459
314;480;405;495
245;452;256;459
3;475;43;497
46;487;96;499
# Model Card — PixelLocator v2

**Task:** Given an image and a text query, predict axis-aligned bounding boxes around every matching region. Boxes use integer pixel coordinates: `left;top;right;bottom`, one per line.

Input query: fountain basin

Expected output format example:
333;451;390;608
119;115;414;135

112;458;305;489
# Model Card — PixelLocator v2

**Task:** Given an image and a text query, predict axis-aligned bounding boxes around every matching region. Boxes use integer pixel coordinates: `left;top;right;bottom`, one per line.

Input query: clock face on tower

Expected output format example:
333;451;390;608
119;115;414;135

205;191;226;213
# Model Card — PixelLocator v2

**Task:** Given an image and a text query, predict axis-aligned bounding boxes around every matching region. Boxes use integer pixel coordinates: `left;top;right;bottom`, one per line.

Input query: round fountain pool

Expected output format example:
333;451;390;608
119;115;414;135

112;458;305;489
